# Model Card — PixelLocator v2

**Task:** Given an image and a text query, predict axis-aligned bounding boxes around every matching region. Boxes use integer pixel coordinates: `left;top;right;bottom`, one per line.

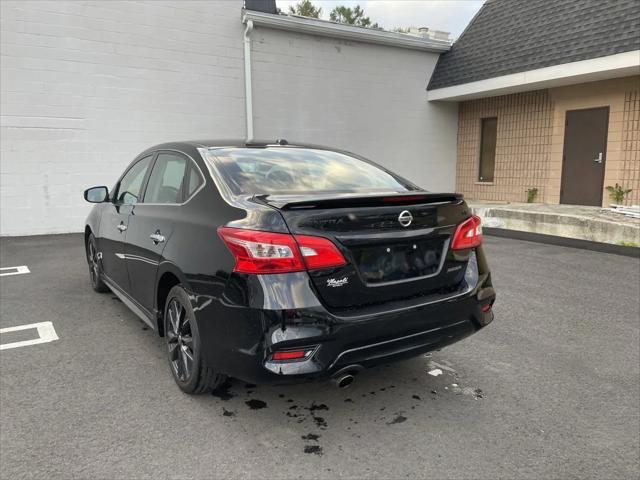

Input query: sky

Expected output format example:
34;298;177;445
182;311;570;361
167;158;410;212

276;0;486;39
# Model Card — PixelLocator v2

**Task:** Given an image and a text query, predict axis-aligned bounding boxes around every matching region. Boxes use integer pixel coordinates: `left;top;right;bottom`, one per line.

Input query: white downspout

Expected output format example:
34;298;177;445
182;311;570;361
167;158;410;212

243;16;254;143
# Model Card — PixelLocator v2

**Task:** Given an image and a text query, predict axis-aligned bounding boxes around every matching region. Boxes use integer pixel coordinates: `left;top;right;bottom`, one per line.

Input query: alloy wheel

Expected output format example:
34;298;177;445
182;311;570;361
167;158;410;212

166;299;195;382
87;241;99;286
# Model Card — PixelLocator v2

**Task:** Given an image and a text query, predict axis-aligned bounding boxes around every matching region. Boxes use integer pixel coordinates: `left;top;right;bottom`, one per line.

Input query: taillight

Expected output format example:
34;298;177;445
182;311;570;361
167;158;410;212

217;227;304;273
451;215;482;250
296;234;346;270
217;227;346;274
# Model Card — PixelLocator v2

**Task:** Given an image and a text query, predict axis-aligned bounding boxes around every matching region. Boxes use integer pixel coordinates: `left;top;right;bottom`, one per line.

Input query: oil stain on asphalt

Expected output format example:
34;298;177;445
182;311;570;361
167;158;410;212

209;358;484;456
211;382;237;401
387;414;407;425
303;445;323;455
245;399;267;409
312;416;327;429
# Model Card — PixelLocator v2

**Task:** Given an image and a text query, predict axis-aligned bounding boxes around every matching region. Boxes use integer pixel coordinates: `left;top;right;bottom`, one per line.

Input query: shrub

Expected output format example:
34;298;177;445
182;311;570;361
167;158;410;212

605;184;632;204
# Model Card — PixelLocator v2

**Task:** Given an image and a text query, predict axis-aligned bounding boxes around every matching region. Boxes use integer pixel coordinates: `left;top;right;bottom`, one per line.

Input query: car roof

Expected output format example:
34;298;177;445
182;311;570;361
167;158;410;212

145;139;335;151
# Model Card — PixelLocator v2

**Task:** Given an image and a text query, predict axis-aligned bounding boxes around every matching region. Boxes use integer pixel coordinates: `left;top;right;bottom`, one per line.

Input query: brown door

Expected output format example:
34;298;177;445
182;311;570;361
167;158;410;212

560;107;609;206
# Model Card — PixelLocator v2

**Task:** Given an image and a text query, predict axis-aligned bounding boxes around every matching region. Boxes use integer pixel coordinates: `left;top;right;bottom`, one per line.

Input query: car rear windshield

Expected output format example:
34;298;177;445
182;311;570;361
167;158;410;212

208;147;416;196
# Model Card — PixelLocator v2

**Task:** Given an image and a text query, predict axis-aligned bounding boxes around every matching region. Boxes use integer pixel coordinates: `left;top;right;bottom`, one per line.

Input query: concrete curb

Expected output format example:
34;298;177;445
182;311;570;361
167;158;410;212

471;205;640;245
484;227;640;258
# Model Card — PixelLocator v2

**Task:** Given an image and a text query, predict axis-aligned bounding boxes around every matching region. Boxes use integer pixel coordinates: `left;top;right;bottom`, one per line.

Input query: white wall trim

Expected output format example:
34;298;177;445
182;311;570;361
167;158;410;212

428;50;640;101
243;18;254;142
242;10;451;52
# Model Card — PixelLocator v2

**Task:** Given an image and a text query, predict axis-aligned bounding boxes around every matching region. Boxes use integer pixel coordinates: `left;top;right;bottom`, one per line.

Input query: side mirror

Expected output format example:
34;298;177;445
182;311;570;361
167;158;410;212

84;186;109;203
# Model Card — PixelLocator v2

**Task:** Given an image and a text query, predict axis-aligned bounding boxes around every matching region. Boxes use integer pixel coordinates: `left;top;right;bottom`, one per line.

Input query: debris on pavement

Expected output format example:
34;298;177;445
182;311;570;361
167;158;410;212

605;204;640;219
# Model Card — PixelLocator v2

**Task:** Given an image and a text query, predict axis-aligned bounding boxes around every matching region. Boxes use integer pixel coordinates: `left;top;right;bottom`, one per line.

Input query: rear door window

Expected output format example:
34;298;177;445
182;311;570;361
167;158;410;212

207;148;416;195
186;162;204;198
144;153;188;204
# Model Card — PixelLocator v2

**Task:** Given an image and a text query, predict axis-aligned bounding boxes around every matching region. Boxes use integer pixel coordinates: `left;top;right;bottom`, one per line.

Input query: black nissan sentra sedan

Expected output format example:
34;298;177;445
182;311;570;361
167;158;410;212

83;140;495;393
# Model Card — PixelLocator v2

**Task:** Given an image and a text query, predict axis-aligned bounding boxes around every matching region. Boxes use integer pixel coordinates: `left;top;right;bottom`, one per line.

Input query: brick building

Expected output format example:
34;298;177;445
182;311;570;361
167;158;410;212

428;0;640;207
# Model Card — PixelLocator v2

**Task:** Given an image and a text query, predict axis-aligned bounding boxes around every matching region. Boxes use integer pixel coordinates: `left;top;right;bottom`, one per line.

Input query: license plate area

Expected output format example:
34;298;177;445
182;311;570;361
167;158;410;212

350;237;446;285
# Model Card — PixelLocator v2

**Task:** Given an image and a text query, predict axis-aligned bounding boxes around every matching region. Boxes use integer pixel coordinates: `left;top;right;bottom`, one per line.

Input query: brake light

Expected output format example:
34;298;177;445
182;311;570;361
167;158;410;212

451;215;482;250
382;195;427;203
217;227;303;273
217;227;346;274
296;234;346;270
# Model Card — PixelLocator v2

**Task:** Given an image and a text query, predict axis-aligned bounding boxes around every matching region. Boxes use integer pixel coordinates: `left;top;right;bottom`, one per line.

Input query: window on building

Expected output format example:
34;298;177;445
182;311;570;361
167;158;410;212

478;117;497;182
144;153;188;204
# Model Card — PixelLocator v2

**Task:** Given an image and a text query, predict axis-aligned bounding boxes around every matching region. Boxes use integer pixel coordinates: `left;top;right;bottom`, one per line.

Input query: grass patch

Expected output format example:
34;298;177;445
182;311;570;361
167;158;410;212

617;241;639;247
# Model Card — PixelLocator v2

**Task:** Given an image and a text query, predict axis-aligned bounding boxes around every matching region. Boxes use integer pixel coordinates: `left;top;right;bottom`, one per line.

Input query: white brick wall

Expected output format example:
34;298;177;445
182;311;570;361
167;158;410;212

1;0;246;235
251;27;458;192
0;1;458;236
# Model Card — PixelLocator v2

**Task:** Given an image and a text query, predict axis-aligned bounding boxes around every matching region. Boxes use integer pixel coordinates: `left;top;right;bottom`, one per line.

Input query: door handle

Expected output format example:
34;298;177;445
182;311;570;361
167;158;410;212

117;223;127;232
150;232;165;244
594;152;603;164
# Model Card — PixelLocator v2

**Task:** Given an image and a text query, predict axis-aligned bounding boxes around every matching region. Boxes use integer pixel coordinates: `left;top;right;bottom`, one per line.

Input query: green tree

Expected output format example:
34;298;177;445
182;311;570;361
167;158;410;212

288;0;322;18
329;5;379;28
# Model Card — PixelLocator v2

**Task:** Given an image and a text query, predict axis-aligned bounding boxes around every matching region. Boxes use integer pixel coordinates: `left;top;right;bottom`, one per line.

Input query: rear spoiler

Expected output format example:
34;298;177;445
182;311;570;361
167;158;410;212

254;192;464;210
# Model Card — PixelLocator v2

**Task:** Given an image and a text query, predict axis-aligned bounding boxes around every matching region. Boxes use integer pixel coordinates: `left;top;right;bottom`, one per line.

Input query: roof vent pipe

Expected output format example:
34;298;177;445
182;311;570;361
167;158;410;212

243;16;254;143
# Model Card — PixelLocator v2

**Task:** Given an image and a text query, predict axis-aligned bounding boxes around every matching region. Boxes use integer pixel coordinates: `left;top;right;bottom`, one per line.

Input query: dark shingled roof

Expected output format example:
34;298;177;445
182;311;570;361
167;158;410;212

245;0;277;14
428;0;640;90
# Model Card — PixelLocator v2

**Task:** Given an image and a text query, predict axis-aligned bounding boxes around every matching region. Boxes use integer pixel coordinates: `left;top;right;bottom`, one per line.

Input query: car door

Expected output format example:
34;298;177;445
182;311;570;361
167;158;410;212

98;155;154;291
124;151;193;313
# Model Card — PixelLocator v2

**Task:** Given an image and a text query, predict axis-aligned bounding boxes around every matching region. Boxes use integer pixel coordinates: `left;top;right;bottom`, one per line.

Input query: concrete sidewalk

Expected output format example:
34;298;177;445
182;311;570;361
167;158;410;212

469;201;640;246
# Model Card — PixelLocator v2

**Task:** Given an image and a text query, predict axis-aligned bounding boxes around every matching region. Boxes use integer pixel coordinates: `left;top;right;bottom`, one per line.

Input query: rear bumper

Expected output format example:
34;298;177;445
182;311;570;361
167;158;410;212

326;318;475;371
195;281;494;385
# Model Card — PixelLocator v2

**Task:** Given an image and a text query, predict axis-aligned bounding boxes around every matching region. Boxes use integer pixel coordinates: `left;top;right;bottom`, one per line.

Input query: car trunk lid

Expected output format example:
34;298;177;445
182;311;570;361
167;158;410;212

257;193;473;310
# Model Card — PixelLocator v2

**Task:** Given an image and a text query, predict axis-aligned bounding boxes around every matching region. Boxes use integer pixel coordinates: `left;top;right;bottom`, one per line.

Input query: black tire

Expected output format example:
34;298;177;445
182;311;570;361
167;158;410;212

164;285;226;394
86;233;110;293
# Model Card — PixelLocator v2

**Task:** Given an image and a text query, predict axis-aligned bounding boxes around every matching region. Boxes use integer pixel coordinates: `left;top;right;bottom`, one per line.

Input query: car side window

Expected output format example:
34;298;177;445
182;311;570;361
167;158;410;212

116;155;153;205
144;153;188;204
186;162;204;198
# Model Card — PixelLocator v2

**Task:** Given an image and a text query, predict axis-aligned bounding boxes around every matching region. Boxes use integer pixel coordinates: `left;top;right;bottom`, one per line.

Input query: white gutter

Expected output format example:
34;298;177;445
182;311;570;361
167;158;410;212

428;50;640;101
243;17;254;142
243;10;451;53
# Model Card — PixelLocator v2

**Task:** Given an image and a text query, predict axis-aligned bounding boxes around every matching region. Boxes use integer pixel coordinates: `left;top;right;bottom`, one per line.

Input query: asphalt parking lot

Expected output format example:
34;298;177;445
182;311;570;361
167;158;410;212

0;234;638;479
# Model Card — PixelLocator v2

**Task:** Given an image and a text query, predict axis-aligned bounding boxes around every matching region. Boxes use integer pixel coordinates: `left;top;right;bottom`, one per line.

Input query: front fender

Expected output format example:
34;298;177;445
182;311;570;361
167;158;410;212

85;203;103;243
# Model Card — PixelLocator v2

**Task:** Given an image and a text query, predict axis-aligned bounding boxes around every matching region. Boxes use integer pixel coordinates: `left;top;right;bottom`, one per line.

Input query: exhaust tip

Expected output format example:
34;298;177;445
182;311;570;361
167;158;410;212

331;364;363;389
336;374;355;389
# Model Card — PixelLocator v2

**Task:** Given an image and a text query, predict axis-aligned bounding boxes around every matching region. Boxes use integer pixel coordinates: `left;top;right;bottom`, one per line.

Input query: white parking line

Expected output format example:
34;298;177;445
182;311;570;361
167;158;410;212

0;266;30;277
0;322;59;350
